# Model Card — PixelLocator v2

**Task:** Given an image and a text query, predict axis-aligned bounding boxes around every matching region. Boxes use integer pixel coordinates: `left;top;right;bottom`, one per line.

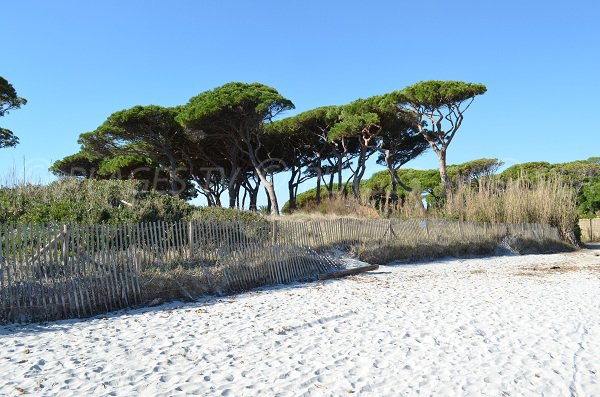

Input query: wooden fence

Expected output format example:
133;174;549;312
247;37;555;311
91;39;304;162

579;218;600;242
0;218;561;324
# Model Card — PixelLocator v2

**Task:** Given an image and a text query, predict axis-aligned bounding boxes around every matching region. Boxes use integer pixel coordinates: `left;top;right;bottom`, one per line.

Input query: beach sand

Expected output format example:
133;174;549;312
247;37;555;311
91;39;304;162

1;248;599;396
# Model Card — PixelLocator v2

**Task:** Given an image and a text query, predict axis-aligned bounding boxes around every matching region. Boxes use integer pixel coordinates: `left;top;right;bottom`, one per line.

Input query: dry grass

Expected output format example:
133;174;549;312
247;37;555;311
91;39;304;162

355;240;500;264
283;196;380;220
443;176;578;242
139;268;215;302
291;177;579;248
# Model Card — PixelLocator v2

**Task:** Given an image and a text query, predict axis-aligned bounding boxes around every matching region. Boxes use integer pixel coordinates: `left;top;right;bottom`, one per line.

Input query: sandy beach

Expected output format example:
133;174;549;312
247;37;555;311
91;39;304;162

1;248;599;396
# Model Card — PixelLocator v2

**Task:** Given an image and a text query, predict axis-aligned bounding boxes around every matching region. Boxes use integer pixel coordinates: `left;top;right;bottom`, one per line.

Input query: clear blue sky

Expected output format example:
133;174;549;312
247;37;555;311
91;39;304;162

2;0;599;204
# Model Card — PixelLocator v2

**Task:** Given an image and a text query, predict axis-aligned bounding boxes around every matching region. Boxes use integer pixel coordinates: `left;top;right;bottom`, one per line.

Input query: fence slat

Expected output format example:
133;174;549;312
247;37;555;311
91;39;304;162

68;225;84;317
0;225;10;319
33;224;47;321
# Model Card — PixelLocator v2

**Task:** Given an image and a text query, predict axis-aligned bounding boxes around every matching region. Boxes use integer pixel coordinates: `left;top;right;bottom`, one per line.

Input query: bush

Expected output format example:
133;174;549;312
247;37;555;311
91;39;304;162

577;180;600;217
0;178;193;224
285;196;380;219
190;206;266;223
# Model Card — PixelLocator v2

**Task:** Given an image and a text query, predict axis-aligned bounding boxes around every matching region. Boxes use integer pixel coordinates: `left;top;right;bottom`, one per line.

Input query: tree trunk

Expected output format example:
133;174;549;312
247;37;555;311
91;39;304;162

225;166;242;208
337;153;343;195
258;175;278;214
167;155;179;197
214;193;222;207
240;186;247;209
288;179;296;211
245;142;279;215
388;179;398;213
287;167;298;211
438;150;450;196
381;149;426;216
328;172;335;198
249;187;259;211
228;177;238;208
264;187;272;214
228;183;237;208
413;190;426;216
352;145;368;200
316;174;321;205
314;158;322;205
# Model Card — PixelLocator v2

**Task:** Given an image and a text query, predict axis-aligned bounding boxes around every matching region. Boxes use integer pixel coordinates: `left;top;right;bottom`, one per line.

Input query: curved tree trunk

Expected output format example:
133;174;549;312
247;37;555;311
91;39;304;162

245;143;279;215
287;166;298;211
381;149;426;216
337;153;343;195
438;150;450;197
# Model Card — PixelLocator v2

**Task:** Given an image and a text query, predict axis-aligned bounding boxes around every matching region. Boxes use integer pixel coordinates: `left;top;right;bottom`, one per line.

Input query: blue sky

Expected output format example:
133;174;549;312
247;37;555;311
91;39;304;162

2;0;599;204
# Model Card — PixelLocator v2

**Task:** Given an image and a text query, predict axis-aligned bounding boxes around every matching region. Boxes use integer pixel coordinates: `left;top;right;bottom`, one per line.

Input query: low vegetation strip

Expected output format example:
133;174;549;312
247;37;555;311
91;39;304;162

0;218;568;324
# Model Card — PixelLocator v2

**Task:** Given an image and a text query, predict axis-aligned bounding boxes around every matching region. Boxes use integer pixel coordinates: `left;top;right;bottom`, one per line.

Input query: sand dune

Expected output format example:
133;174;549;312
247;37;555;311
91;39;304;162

1;248;599;396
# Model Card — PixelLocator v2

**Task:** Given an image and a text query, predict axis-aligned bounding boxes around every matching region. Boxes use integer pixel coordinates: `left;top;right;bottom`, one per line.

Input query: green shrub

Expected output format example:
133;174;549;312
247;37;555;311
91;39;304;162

0;178;193;224
190;206;266;223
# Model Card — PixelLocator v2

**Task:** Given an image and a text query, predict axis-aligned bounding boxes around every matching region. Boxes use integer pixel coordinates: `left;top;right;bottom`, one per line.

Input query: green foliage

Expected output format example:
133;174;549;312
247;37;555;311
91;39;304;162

177;82;295;214
501;158;600;182
52;105;197;199
282;184;342;212
0;178;271;225
49;151;101;177
577;179;600;217
0;76;27;117
0;76;27;149
365;168;441;193
327;98;380;141
96;155;153;177
190;206;266;224
449;158;503;181
501;162;555;180
399;80;487;109
500;158;600;217
89;105;185;164
49;151;197;200
178;82;294;129
0;178;194;224
0;128;21;149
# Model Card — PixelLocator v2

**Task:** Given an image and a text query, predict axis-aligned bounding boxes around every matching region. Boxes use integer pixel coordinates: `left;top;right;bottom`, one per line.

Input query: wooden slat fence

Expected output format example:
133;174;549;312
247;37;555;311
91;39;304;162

579;218;600;242
0;218;562;324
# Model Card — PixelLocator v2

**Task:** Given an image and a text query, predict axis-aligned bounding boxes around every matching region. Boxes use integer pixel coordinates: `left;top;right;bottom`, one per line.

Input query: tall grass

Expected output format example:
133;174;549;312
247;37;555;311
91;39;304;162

442;177;578;242
288;176;579;244
285;195;381;219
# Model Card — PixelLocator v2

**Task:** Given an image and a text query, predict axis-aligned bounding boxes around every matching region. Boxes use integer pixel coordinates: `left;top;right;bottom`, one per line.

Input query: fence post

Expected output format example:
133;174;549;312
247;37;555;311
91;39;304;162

590;218;593;242
272;220;278;244
188;221;194;254
61;224;69;268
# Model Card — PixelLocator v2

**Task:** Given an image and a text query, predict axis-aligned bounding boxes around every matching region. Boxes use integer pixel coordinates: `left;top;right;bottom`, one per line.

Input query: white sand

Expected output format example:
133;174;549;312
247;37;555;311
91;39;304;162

1;249;599;396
